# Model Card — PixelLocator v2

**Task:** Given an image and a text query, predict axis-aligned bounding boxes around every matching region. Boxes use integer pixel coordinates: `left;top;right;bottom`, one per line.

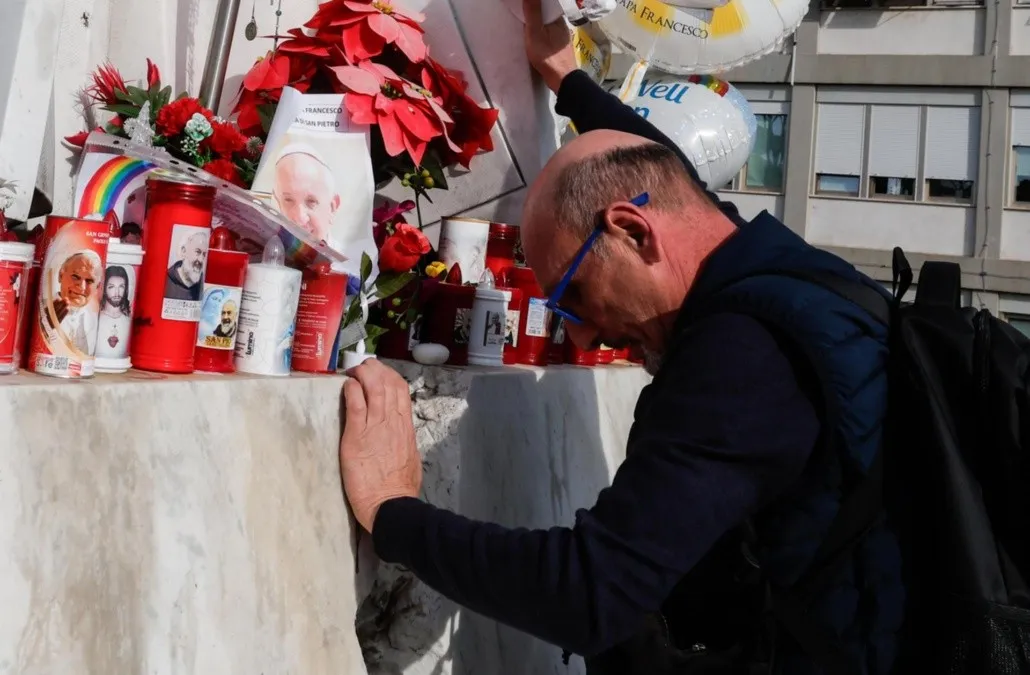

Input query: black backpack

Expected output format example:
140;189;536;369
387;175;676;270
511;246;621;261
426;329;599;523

774;247;1030;674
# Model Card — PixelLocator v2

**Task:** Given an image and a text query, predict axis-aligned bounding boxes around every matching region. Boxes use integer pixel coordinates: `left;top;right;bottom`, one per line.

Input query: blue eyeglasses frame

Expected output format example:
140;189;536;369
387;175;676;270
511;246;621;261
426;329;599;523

544;192;650;325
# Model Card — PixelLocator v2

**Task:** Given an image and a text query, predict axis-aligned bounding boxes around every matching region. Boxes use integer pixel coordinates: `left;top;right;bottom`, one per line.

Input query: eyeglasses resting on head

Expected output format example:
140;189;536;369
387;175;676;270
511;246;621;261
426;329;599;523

545;192;650;325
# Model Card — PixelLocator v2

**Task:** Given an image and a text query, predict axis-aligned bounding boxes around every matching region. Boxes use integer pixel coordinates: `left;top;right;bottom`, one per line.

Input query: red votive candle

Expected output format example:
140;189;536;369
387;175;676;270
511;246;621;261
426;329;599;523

424;282;476;366
292;264;348;374
485;222;520;279
132;175;216;374
507;266;550;366
194;227;248;373
500;286;523;365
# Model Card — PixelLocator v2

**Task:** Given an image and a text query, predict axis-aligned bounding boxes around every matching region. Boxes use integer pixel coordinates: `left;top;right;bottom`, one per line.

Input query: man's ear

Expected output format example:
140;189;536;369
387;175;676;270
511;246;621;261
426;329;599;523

604;201;661;264
331;194;341;213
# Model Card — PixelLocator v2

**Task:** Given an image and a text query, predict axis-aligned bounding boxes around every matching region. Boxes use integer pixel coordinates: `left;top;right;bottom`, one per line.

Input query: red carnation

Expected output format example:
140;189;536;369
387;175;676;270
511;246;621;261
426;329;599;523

156;97;214;137
203;158;245;187
203;120;249;158
379;222;430;273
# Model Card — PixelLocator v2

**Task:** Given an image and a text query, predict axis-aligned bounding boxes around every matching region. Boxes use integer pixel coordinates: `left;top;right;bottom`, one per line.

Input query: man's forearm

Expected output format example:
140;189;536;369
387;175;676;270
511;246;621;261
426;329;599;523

555;70;694;171
372;497;650;656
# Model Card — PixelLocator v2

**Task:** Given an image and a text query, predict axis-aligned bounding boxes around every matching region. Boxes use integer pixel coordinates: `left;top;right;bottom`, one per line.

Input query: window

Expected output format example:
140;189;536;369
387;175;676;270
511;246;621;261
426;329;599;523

815;103;865;196
1011;108;1030;205
724;110;789;194
1008;315;1030;338
743;114;787;192
924;105;979;203
812;100;980;204
868;105;920;200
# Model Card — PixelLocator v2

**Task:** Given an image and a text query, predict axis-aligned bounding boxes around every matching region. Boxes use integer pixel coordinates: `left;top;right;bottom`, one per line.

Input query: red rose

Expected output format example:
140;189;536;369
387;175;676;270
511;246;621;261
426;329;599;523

202;158;244;187
379;223;430;273
203;120;249;158
156;97;214;137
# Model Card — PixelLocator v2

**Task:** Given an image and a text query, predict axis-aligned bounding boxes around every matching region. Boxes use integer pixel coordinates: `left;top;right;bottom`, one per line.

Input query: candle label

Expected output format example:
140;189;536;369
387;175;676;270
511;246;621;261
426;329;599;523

161;224;209;322
482;310;505;347
196;283;243;351
525;297;551;338
453;308;471;345
95;262;139;361
505;309;521;348
28;216;111;379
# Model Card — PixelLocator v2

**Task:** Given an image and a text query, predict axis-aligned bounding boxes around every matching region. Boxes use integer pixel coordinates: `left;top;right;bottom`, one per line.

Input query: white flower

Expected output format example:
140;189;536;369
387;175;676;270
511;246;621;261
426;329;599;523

184;113;213;142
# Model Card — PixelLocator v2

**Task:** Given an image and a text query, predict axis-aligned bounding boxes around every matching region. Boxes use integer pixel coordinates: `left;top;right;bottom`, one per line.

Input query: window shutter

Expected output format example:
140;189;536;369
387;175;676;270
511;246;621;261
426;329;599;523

868;105;920;178
924;106;980;181
1011;107;1030;147
816;104;865;176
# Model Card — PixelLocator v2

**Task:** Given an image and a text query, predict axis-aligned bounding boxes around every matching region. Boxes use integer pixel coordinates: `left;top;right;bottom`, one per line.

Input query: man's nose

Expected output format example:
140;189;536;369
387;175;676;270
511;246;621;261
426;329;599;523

565;321;598;351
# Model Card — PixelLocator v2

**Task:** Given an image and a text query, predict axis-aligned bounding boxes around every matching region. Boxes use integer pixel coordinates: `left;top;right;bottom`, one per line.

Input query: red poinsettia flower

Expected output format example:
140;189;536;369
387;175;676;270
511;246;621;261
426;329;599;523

88;63;128;105
243;52;291;94
277;28;332;60
146;58;161;90
421;58;499;168
307;0;427;64
155;97;214;137
203;158;245;187
203;120;249;158
379;222;430;273
332;61;455;166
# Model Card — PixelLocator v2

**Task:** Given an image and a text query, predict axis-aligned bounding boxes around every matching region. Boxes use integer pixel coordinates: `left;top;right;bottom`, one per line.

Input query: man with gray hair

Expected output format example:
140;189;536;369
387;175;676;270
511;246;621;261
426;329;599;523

337;1;903;673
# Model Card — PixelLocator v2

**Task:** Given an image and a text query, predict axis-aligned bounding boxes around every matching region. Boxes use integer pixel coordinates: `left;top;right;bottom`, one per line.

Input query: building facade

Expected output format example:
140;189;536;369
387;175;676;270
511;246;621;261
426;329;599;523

702;0;1030;334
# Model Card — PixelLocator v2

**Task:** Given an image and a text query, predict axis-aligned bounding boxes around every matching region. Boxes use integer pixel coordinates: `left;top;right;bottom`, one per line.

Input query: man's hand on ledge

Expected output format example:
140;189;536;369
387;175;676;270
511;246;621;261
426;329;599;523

340;359;423;533
523;0;578;94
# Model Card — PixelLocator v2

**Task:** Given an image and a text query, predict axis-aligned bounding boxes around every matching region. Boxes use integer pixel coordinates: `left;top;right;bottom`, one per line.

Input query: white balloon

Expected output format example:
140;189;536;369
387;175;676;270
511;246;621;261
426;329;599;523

599;0;808;74
622;74;756;189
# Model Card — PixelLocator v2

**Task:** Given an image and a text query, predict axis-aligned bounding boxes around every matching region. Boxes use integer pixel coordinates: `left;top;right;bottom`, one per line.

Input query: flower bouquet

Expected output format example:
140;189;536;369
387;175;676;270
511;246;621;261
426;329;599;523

234;0;500;198
342;199;448;359
65;60;262;187
235;0;501;359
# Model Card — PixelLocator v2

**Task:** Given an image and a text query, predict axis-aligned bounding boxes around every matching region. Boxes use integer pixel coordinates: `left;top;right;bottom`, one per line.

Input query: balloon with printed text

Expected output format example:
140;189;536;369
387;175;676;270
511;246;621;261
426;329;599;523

621;74;756;189
599;0;809;74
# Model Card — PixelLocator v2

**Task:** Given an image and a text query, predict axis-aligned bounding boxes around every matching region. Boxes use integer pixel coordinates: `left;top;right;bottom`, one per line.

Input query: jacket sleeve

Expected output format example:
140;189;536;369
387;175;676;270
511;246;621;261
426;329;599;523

372;313;819;656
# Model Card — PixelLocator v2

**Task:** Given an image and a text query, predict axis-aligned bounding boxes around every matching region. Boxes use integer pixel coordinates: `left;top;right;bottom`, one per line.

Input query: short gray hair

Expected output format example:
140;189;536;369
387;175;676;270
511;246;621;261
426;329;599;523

549;143;700;243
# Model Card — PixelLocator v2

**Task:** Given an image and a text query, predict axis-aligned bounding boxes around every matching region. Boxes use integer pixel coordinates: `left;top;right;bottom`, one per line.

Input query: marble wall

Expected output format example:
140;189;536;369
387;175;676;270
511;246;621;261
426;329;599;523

0;363;651;675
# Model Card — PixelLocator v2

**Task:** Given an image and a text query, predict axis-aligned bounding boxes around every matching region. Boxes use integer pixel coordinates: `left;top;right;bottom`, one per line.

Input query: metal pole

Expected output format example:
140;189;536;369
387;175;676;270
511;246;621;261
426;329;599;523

198;0;243;112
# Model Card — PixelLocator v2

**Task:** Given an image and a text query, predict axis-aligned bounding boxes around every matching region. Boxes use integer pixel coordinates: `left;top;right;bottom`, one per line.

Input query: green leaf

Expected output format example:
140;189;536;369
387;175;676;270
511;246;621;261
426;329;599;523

363;324;390;353
422;152;449;191
342;295;361;328
360;252;373;286
114;89;135;105
374;272;415;300
104;103;140;117
257;103;278;134
124;86;148;106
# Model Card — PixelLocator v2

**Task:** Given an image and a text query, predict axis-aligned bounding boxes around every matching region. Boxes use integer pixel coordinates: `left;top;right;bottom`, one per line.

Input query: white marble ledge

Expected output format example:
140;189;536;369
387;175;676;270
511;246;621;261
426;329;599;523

0;362;651;675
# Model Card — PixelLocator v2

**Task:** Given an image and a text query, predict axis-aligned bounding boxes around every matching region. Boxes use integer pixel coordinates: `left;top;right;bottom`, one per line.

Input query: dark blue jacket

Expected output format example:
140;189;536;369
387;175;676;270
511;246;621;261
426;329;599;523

672;211;906;674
